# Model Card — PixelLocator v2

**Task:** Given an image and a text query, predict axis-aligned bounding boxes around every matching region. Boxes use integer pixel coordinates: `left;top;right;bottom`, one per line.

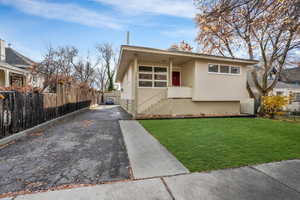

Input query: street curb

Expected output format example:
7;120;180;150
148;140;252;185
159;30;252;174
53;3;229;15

0;106;94;146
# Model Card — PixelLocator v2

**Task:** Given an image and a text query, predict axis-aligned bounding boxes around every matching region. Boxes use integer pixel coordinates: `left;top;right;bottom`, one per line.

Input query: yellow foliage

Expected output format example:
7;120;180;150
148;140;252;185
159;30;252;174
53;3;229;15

0;94;5;100
262;95;289;118
203;26;210;32
58;80;64;84
275;111;286;116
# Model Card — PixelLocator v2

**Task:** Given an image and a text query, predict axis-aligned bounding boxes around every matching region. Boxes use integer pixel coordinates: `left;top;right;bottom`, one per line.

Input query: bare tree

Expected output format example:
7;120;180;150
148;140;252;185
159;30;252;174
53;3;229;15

194;0;300;112
96;43;116;91
56;46;78;77
94;63;107;103
38;44;117;94
38;46;79;92
37;46;59;92
72;53;97;87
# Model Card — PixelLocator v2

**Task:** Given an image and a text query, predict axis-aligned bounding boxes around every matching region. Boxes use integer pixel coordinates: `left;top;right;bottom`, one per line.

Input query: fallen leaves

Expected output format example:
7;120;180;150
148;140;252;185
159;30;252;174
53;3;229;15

25;182;45;189
80;120;94;128
28;132;43;137
0;140;16;150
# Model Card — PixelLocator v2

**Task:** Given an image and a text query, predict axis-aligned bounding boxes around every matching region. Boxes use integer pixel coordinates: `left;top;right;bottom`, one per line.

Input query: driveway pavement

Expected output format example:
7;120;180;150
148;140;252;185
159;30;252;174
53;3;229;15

0;106;131;195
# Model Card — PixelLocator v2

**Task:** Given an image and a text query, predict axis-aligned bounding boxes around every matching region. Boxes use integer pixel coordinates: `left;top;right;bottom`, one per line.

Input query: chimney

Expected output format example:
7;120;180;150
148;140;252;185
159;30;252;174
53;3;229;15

0;39;6;62
126;31;130;45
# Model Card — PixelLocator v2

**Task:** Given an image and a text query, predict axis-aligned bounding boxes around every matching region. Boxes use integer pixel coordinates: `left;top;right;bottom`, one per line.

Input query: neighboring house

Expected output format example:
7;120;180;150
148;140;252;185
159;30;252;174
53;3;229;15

116;45;259;118
270;81;300;112
274;67;300;112
0;39;43;88
247;65;300;112
280;67;300;84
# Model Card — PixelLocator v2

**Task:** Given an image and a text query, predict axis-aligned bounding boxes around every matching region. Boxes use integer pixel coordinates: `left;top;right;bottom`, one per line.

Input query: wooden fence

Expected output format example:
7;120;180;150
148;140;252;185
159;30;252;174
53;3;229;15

0;85;98;139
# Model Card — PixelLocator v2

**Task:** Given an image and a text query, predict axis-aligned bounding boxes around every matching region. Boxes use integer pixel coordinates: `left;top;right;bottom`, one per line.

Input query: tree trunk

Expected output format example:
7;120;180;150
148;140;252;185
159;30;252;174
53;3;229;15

101;92;104;104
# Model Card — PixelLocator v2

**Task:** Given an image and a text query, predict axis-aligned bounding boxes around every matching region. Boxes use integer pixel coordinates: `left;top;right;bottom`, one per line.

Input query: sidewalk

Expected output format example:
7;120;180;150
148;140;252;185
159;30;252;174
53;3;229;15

3;159;300;200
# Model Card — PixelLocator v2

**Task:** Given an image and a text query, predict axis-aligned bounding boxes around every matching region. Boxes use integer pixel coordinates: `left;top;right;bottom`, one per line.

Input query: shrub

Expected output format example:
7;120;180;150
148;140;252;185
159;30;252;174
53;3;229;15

261;95;289;118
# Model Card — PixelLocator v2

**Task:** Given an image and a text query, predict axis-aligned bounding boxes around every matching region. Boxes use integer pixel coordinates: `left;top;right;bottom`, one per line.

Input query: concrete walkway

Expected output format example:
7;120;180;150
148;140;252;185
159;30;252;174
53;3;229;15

119;120;189;179
3;159;300;200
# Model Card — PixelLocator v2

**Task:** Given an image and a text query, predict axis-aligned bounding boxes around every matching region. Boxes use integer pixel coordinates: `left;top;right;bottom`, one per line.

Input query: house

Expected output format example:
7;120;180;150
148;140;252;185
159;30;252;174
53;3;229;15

273;67;300;112
270;81;300;112
246;65;300;112
116;45;259;118
280;67;300;84
0;39;43;88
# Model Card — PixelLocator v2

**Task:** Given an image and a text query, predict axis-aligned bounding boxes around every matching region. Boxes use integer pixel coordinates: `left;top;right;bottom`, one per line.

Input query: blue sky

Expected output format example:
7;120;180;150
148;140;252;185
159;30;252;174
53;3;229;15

0;0;198;61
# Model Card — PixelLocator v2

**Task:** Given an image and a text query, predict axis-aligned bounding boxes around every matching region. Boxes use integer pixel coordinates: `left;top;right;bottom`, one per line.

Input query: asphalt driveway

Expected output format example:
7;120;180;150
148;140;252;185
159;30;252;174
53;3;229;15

0;106;131;195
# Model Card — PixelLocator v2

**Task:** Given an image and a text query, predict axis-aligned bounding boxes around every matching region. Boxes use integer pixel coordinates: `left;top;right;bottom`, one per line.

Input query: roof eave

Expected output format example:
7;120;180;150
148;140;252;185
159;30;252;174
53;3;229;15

121;45;259;65
115;47;125;83
116;45;259;83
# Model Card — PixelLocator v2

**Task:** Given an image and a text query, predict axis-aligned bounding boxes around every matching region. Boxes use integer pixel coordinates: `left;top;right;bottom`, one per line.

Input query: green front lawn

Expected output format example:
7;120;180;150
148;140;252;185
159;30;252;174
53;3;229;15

139;118;300;172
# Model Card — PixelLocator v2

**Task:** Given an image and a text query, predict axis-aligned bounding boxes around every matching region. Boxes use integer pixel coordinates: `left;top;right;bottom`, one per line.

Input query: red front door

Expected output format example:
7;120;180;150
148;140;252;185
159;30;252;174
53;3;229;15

172;71;180;86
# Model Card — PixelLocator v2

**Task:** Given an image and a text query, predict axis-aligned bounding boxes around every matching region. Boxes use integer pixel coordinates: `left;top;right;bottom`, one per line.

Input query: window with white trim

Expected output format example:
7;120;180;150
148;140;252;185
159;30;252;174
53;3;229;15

208;64;241;75
231;66;240;74
294;93;300;102
208;64;219;73
220;65;230;73
276;91;284;96
138;66;168;88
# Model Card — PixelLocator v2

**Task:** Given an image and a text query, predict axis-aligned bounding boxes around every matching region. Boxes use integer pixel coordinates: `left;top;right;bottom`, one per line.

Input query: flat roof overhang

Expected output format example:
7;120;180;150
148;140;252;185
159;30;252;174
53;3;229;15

116;45;259;83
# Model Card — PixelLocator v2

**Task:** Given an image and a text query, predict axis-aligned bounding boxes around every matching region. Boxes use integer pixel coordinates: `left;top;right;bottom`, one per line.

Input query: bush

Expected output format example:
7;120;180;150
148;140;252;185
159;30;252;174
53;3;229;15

261;95;289;118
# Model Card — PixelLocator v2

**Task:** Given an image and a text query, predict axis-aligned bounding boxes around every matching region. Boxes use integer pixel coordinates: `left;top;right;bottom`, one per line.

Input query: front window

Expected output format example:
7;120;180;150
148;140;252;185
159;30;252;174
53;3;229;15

209;64;241;75
139;81;152;87
139;66;153;72
154;67;167;73
154;82;167;87
220;65;230;73
231;66;240;74
139;73;152;80
138;66;168;88
154;74;167;80
208;64;219;73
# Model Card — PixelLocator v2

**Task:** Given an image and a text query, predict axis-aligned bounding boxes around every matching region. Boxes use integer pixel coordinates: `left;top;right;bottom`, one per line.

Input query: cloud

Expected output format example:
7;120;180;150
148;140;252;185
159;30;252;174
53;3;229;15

161;28;197;38
93;0;197;18
0;0;122;29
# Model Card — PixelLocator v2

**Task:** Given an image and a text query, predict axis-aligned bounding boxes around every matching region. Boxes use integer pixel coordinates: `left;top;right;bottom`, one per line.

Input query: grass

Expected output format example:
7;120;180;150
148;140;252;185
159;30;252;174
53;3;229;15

139;118;300;172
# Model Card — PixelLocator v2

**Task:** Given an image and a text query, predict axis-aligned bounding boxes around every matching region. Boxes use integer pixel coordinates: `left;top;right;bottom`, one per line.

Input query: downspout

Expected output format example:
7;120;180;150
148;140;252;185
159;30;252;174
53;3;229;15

169;58;173;87
133;54;138;118
168;58;173;115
